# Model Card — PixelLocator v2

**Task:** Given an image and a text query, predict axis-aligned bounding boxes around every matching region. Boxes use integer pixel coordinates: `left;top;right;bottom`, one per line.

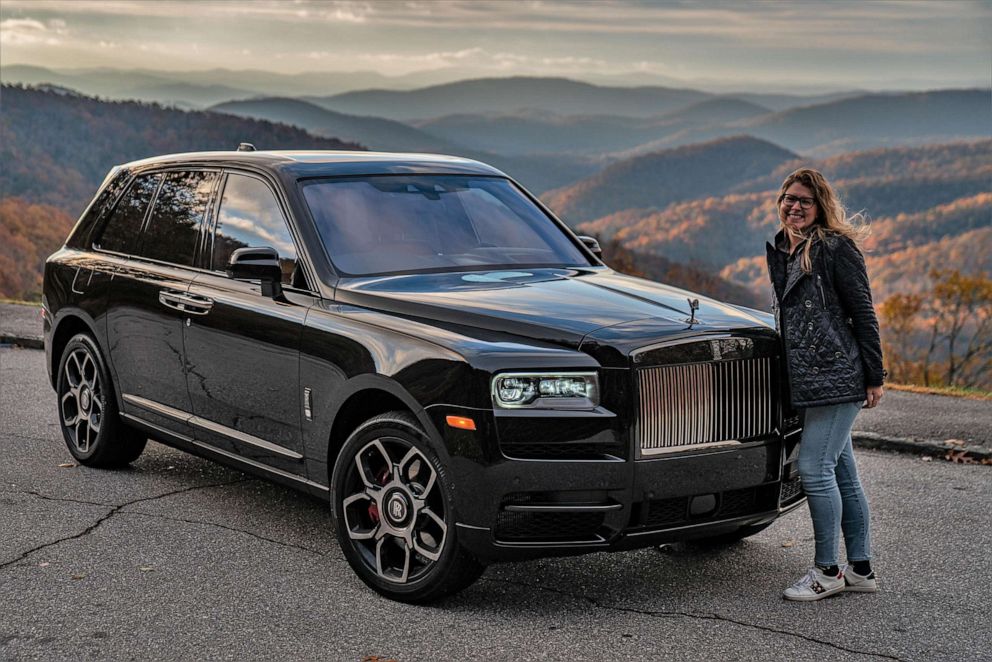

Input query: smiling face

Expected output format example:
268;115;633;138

779;182;818;234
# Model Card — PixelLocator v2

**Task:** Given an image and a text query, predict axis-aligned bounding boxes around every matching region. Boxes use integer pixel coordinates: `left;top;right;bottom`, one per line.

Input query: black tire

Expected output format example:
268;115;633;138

331;411;485;603
56;333;147;468
688;521;774;548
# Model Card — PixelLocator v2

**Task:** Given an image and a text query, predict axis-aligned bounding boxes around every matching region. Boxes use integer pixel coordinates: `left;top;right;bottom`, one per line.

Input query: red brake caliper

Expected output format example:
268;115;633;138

367;466;391;523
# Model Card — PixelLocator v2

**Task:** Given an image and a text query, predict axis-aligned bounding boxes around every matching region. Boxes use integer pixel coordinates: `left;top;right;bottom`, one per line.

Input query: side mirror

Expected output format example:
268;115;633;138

227;246;283;297
577;235;603;259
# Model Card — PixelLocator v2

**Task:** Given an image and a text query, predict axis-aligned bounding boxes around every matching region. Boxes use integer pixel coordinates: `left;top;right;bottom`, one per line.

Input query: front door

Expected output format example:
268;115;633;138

183;172;316;475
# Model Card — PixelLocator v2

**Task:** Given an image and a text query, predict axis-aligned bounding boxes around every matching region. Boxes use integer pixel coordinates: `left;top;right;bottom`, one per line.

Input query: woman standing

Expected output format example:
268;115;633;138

766;168;885;601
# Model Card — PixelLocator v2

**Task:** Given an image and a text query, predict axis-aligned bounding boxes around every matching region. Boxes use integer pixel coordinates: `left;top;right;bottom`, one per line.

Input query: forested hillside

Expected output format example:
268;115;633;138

0;198;76;301
568;140;991;308
0;85;363;217
543;136;797;223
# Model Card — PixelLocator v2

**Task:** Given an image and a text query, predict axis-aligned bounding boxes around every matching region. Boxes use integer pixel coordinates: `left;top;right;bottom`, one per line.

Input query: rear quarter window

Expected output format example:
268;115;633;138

68;169;132;249
136;171;219;267
95;173;161;254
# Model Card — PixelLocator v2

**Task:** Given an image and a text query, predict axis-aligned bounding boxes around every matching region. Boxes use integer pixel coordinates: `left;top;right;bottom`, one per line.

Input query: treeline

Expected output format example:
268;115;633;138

0;84;363;217
880;270;991;390
600;239;763;309
0;198;75;300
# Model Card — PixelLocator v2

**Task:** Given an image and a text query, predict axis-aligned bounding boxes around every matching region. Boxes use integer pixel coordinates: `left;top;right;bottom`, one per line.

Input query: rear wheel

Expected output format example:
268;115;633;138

56;333;146;467
331;412;485;603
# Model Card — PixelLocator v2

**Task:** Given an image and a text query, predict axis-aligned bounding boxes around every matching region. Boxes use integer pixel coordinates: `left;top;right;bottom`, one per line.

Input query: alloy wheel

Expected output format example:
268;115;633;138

60;347;104;454
341;436;448;584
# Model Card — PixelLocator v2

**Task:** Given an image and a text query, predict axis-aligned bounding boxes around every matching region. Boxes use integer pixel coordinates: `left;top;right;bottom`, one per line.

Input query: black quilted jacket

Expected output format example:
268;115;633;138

766;230;885;408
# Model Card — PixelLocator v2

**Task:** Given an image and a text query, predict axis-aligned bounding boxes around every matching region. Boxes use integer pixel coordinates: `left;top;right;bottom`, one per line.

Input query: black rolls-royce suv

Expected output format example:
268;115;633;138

44;148;804;602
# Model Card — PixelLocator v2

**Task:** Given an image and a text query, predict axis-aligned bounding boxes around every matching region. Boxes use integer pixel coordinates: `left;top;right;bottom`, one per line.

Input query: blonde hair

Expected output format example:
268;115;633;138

777;168;869;273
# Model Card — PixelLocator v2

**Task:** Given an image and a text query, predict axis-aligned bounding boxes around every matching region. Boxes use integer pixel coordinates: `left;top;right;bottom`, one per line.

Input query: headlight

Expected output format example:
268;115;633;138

491;372;599;409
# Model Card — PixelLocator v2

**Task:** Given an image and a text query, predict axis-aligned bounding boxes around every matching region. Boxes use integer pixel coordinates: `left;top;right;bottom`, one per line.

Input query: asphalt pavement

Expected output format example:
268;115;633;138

2;346;991;661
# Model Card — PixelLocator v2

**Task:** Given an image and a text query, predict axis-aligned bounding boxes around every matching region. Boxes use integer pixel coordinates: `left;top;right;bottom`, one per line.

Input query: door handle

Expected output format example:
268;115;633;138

158;290;214;315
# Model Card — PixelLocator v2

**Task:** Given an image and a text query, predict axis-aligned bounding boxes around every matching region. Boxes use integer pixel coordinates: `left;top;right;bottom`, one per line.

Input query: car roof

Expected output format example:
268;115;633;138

119;150;508;178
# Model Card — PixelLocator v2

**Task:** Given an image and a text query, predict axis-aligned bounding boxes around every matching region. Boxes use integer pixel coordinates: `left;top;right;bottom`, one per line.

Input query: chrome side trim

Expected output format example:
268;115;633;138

122;393;304;460
455;522;491;531
192;440;327;492
120;412;194;443
122;393;189;422
189;415;304;460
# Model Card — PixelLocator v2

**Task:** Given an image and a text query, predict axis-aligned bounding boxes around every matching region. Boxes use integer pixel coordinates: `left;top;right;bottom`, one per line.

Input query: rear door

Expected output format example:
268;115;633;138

105;169;219;437
183;171;316;475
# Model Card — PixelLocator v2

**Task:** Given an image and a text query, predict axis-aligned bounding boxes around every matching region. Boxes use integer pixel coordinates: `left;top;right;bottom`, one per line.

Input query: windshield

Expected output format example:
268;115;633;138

301;175;592;276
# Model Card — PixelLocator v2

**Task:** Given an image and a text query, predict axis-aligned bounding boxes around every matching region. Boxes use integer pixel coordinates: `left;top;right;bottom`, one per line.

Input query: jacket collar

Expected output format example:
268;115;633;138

768;229;816;300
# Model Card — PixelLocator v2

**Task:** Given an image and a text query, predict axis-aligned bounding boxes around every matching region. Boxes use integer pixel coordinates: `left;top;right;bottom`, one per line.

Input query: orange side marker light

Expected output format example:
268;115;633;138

445;415;477;431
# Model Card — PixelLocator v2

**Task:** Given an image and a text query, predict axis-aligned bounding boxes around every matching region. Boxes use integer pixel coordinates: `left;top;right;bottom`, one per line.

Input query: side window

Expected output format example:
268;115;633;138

96;174;160;254
213;173;299;286
138;171;218;267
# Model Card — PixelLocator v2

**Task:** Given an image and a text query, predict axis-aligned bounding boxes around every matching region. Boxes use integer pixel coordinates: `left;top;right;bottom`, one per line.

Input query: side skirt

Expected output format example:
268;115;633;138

121;412;329;499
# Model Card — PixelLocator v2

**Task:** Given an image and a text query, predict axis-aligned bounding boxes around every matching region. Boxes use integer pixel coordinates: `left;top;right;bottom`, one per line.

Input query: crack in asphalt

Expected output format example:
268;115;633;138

118;510;332;558
0;478;247;571
482;577;905;661
1;489;114;507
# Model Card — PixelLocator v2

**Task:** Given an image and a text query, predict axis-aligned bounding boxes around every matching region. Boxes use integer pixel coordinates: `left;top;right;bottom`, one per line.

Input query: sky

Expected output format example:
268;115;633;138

1;0;990;92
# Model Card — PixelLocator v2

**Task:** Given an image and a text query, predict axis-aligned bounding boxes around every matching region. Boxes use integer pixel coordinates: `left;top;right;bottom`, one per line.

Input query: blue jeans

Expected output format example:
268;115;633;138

797;402;872;567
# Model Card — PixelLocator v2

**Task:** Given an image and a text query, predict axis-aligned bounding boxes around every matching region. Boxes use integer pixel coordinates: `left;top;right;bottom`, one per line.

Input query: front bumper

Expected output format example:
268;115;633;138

428;406;803;563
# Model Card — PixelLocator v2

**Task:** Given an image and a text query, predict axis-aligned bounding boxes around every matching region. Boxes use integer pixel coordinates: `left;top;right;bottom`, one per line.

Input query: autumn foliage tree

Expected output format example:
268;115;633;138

0;198;76;301
879;292;924;384
880;269;992;389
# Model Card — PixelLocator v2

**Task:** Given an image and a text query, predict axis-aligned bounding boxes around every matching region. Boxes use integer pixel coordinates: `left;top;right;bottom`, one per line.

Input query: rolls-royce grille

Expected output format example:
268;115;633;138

636;357;775;455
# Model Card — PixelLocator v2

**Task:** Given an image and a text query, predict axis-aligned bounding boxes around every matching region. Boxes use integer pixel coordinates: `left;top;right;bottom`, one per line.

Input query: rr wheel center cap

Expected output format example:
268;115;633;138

384;491;411;527
79;387;92;412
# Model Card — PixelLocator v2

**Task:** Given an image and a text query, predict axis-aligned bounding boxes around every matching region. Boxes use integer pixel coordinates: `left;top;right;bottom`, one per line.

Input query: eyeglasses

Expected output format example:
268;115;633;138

781;194;815;210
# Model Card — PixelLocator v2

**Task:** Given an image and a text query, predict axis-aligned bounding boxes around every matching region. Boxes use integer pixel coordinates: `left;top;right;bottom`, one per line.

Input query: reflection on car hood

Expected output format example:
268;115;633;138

338;268;772;357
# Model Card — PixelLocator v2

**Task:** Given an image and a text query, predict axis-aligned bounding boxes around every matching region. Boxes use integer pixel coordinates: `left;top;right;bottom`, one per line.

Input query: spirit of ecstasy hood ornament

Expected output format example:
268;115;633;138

686;298;700;326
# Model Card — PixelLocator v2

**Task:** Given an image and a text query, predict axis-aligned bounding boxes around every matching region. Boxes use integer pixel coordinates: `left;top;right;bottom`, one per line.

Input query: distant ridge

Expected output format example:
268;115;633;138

412;97;771;156
211;97;464;153
735;89;991;155
543;136;798;223
660;97;770;122
0;85;362;215
309;76;712;120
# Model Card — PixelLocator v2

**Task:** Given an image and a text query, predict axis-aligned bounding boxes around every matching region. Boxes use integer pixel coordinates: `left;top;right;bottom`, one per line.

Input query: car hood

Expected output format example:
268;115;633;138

337;268;772;364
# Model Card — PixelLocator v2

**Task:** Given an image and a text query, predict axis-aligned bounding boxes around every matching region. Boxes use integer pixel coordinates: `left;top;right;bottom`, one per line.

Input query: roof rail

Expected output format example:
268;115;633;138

236;142;256;152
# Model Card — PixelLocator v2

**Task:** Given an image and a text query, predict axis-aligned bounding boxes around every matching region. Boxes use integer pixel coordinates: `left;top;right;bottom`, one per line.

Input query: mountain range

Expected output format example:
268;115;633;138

568;139;991;304
402;89;986;159
0;85;362;216
1;79;987;315
2;65;860;113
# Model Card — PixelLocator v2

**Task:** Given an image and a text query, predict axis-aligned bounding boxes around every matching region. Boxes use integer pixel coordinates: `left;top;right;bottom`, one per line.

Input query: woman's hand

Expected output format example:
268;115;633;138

865;385;884;408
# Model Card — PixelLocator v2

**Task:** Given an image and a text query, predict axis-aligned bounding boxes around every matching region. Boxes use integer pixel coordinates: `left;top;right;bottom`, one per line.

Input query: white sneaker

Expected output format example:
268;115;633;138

841;564;878;593
783;567;845;601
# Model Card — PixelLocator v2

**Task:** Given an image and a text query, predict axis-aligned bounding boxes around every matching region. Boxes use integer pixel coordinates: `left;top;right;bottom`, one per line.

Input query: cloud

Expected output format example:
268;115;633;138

283;45;638;78
0;18;65;45
0;0;375;24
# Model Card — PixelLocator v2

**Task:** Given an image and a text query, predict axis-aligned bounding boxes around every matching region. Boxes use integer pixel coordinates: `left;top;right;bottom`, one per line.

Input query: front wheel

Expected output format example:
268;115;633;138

331;412;485;603
56;333;146;467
